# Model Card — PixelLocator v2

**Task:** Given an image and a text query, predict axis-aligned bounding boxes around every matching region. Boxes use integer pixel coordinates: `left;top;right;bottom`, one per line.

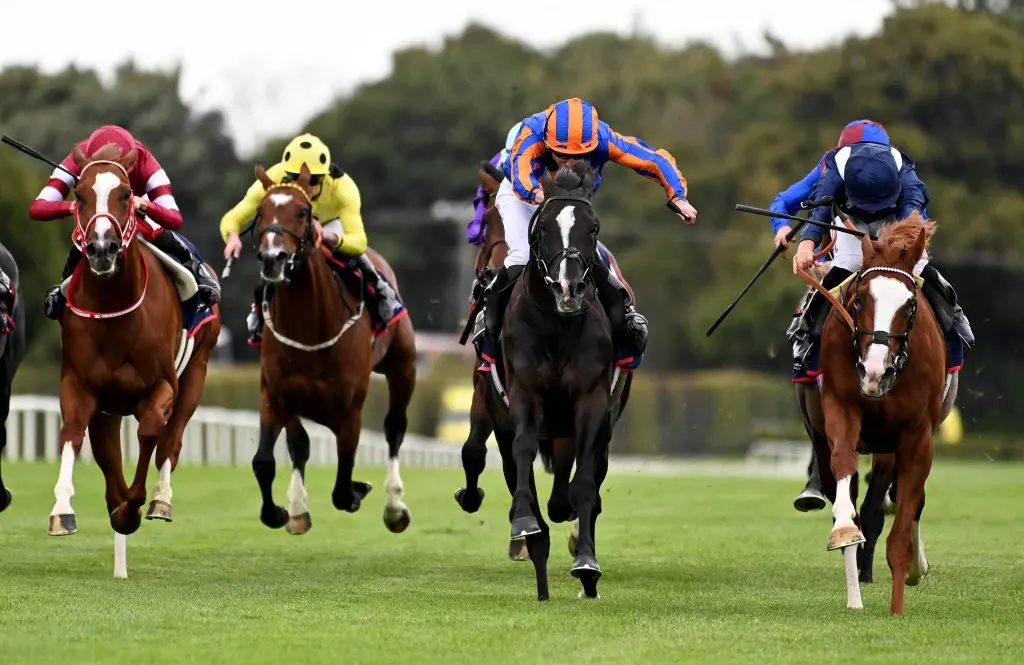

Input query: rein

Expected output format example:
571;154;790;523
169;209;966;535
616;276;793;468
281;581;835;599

525;194;599;317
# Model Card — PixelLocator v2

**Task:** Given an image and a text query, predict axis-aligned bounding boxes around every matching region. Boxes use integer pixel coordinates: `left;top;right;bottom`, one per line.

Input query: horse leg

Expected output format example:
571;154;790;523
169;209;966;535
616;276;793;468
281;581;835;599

822;394;865;610
0;406;9;513
381;347;415;533
113;380;174;535
49;375;97;536
793;382;827;512
147;351;211;522
906;490;930;586
547;437;576;524
331;406;372;513
455;374;491;514
252;396;287;529
496;428;530;563
89;413;130;578
569;392;608;599
857;454;894;584
888;428;932;615
284;418;312;535
507;389;543;541
525;466;551;601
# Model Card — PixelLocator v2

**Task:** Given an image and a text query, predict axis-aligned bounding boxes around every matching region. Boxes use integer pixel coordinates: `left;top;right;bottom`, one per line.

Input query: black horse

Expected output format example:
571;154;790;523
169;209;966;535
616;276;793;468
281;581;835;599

459;161;631;601
0;241;27;513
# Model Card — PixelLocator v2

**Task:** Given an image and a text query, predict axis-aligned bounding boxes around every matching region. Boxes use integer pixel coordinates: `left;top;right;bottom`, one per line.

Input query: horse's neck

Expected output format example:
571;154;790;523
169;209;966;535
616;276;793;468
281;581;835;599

76;244;147;309
270;253;350;331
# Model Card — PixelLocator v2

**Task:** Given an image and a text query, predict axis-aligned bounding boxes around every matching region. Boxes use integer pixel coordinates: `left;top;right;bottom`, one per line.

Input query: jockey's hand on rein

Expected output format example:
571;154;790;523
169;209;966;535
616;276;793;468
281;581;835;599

792;240;816;274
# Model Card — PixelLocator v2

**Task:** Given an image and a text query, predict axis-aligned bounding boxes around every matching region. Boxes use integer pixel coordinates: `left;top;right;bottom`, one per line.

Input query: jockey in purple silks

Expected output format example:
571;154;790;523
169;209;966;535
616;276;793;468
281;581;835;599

466;151;503;248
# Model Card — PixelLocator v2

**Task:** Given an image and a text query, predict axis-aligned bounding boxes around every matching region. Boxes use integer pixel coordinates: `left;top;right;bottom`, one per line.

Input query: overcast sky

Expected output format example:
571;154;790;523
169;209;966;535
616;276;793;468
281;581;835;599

0;1;894;154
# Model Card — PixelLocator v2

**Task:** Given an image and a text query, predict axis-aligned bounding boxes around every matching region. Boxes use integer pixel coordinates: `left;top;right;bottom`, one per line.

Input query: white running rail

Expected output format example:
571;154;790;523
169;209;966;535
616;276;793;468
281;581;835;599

2;394;499;469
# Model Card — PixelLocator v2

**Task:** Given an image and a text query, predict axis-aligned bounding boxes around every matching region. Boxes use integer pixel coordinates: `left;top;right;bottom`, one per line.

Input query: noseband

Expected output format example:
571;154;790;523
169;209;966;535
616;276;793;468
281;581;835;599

851;265;919;391
250;182;319;280
527;195;598;291
71;160;139;252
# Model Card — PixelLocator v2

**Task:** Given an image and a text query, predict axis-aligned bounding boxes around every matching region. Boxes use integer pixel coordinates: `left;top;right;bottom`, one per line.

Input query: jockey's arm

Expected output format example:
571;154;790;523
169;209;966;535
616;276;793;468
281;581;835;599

897;163;930;218
605;130;688;204
800;158;845;248
769;158;823;232
136;152;183;230
327;173;367;255
219;176;267;242
508;124;547;204
27;152;79;221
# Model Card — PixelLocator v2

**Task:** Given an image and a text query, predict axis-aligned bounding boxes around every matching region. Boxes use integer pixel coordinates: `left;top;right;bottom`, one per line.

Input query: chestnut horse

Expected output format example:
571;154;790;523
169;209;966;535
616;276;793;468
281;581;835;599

49;143;221;578
249;164;417;536
815;214;947;614
0;241;26;514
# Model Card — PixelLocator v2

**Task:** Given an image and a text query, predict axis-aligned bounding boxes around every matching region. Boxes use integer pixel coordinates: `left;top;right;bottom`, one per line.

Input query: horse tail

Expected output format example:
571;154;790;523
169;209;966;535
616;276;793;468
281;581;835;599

538;438;555;474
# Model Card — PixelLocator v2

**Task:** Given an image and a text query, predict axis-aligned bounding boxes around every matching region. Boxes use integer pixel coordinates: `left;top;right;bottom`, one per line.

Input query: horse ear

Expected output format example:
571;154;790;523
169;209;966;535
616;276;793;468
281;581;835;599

254;164;274;190
298;163;312;189
72;144;89;169
539;170;555;195
860;229;876;261
120;147;138;172
903;227;929;265
477;161;501;195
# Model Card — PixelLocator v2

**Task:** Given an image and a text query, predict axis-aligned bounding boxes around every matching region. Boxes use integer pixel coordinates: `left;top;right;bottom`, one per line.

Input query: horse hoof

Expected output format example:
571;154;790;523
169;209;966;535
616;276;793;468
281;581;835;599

510;515;541;541
109;505;142;536
260;504;289;529
286;512;312;535
352;481;373;499
827;525;866;551
454;487;485;513
576;590;602;600
48;513;77;536
0;489;11;513
145;500;173;522
906;562;930;587
794;489;827;512
384;508;411;534
859;571;874;584
507;539;530;562
572;556;602;599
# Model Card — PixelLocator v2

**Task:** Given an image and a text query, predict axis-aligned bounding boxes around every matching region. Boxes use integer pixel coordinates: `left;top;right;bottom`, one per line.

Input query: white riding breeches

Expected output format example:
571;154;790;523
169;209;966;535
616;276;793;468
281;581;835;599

495;177;536;268
320;218;343;235
831;216;929;276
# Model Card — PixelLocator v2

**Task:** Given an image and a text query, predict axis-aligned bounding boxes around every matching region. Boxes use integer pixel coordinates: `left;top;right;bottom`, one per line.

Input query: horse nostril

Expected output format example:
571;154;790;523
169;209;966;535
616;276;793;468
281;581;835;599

105;243;118;257
573;281;587;297
85;243;99;257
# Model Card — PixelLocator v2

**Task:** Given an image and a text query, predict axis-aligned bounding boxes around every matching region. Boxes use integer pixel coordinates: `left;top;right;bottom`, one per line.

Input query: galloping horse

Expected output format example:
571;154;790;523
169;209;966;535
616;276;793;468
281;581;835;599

0;241;26;513
248;164;417;535
463;161;632;601
49;142;221;577
815;213;947;614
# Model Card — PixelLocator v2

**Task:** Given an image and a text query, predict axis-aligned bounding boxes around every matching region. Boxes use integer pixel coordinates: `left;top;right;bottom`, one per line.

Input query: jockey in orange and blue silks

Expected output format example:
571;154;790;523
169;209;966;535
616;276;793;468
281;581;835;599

479;98;697;372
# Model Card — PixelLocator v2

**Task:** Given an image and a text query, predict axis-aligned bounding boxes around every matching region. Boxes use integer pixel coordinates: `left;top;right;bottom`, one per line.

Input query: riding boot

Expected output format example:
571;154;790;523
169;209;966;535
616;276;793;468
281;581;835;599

794;447;826;512
479;264;524;368
247;284;269;346
353;253;403;333
148;230;222;306
0;269;14;334
44;247;83;322
789;267;853;378
592;260;647;370
920;264;975;357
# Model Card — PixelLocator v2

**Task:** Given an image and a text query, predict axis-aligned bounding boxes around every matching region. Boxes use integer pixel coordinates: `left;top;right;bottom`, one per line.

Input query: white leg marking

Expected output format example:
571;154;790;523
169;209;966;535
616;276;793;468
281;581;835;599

384;456;407;519
832;475;856;529
113;533;128;579
555;205;576;298
908;521;930;584
150;458;173;505
286;468;308;518
861;277;914;395
50;443;76;517
843;544;863;609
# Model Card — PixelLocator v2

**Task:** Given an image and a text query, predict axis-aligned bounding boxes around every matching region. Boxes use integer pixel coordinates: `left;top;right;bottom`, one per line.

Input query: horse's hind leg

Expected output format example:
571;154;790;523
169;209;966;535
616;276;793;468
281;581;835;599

0;410;10;513
253;395;287;529
49;375;97;536
455;374;491;514
888;429;932;615
381;346;415;533
284;418;312;535
113;380;174;536
332;405;373;513
906;491;930;586
89;413;130;578
793;382;827;512
857;454;894;584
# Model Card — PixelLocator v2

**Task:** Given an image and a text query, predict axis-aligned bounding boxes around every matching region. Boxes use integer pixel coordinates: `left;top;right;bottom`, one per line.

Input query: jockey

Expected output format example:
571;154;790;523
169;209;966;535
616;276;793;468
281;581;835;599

29;125;220;321
0;268;13;335
220;132;403;346
466;150;503;248
481;98;697;371
791;141;976;381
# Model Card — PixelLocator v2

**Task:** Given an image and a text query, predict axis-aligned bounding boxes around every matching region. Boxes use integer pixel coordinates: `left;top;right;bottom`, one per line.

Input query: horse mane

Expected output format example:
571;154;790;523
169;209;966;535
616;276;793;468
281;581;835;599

542;160;596;200
873;212;937;266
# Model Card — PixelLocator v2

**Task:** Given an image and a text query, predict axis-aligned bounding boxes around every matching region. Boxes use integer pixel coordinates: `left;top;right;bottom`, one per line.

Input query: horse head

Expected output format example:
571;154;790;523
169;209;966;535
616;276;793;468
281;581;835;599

253;163;318;284
477;160;506;270
849;213;935;398
71;142;139;278
529;160;600;314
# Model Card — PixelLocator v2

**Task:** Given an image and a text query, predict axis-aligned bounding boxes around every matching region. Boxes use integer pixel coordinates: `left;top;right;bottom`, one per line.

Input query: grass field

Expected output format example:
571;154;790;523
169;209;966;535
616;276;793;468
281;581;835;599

0;459;1022;664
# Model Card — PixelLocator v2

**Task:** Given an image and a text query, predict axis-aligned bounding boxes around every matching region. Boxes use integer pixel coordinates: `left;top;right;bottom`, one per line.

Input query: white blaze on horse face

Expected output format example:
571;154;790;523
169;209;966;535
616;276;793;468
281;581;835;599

861;276;914;395
90;171;122;242
555;205;576;298
269;193;293;208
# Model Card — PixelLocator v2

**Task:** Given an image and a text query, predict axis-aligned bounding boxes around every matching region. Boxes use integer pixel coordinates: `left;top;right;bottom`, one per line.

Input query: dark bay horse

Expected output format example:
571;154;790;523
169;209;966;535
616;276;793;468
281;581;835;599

249;164;417;535
0;241;26;513
816;214;946;614
467;161;631;601
50;143;221;578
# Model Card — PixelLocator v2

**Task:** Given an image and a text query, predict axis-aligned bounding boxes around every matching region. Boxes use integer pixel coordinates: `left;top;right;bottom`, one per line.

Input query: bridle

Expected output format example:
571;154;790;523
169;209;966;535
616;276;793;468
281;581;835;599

527;195;599;300
250;181;320;283
71;160;139;252
849;265;919;394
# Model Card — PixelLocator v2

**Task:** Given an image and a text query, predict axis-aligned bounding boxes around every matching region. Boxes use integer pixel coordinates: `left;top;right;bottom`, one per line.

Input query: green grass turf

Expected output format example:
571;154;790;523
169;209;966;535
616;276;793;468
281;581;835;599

0;459;1021;664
